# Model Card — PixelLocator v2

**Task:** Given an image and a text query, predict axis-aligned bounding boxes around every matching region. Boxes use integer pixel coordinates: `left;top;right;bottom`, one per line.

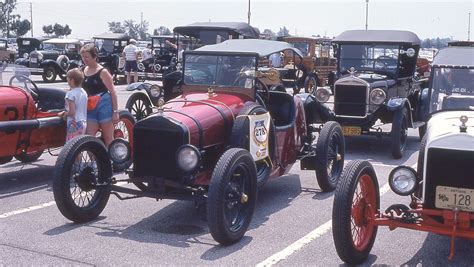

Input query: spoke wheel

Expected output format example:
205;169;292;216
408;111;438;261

304;74;318;94
315;121;345;192
112;110;135;172
207;148;257;245
125;92;153;121
42;66;57;83
53;136;112;223
333;160;380;265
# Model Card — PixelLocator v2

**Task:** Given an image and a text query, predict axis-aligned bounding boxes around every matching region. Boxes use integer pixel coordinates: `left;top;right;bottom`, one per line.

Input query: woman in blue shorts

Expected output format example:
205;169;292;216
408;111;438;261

80;43;119;147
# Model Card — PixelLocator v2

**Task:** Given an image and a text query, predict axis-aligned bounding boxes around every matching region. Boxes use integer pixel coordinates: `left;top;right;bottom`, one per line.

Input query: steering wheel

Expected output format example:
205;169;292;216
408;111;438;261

374;55;394;69
9;74;40;102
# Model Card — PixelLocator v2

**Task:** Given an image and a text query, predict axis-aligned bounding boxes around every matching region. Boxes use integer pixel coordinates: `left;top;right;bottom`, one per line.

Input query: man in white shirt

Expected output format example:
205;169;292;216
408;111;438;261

123;39;139;84
269;52;283;68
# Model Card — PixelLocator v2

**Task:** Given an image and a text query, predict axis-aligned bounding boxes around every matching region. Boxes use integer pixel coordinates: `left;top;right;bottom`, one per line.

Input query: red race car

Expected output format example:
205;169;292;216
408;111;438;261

53;39;346;245
0;64;134;165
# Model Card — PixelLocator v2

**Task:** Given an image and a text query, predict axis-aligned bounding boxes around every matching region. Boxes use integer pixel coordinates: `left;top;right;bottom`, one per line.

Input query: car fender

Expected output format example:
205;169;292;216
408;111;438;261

39;59;61;70
125;82;155;103
14;58;29;67
416;88;430;122
387;97;413;127
297;92;335;124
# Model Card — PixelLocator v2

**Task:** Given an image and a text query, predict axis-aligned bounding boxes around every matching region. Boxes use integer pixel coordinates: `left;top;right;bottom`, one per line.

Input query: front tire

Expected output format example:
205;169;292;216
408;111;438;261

125;92;153;121
207;148;257;245
391;108;408;159
14;149;44;163
42;66;57;83
304;74;319;95
333;160;380;265
315;121;345;192
53;135;112;223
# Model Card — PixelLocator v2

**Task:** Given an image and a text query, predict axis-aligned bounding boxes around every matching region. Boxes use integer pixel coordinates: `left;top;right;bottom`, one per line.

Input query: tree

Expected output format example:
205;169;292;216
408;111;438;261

1;0;31;37
277;26;290;37
53;23;64;37
153;26;171;36
108;19;149;40
108;21;125;33
11;19;30;37
138;20;150;40
63;24;72;36
42;24;54;36
261;29;275;40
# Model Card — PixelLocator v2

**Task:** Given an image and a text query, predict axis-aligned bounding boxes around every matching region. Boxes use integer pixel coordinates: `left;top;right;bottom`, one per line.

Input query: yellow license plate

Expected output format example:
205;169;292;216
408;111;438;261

342;126;361;136
435;186;474;212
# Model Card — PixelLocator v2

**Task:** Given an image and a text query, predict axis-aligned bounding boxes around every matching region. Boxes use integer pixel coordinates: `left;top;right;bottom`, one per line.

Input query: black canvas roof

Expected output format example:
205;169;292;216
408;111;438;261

93;32;130;40
192;39;303;58
174;22;260;39
333;30;421;45
432;47;474;68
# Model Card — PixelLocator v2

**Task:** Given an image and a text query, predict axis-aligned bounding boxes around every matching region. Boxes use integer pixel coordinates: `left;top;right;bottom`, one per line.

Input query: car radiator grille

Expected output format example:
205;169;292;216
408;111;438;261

133;115;188;179
334;84;367;116
424;148;474;209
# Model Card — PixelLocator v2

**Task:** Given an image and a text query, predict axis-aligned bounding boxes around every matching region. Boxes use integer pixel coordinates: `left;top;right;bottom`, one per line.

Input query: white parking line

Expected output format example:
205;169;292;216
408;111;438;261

257;163;416;266
0;201;56;219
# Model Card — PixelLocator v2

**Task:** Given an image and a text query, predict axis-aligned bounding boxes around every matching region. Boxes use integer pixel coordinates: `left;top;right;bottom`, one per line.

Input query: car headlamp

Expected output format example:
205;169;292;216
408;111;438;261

108;138;131;166
23;53;29;59
176;145;200;173
153;64;162;72
37;52;43;61
389;166;418;196
315;88;331;103
370;88;386;105
149;84;161;98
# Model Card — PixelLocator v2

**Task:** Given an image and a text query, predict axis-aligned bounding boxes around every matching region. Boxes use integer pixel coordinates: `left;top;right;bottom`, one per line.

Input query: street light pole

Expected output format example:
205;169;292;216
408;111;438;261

468;12;471;41
365;0;369;30
247;0;251;25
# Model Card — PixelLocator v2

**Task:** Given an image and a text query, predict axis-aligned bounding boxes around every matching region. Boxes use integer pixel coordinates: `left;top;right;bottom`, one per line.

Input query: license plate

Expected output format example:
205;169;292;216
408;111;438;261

30;58;37;63
435;186;474;212
342;126;361;136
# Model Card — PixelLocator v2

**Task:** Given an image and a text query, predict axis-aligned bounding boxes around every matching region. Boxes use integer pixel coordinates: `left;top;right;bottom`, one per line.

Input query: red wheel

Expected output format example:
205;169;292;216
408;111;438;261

332;160;380;264
114;110;135;148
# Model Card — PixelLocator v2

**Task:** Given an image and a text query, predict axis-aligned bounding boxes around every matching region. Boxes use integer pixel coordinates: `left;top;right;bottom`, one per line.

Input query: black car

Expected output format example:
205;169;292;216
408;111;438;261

93;32;130;79
16;37;49;59
136;35;179;80
16;38;83;82
310;30;425;158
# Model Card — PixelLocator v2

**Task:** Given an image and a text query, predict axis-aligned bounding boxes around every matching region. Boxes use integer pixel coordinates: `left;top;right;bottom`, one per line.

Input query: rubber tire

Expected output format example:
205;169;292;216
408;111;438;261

418;125;426;140
390;108;408;159
125;92;153;121
112;110;135;172
53;135;112;223
14;149;44;163
315;121;345;192
230;103;273;189
42;66;57;83
59;73;67;82
332;160;380;265
304;74;319;95
207;148;257;245
0;156;13;165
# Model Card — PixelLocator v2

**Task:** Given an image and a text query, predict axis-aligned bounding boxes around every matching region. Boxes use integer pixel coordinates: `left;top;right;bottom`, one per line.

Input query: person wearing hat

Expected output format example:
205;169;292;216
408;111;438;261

123;38;139;84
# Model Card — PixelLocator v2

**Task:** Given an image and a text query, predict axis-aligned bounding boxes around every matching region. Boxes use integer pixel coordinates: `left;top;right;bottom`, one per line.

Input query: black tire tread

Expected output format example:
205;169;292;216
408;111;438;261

391;108;408;159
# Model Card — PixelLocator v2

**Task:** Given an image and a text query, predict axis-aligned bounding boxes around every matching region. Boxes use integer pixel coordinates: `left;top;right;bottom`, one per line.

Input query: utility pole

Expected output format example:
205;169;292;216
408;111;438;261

247;0;251;25
30;2;33;37
140;12;143;40
468;12;471;41
6;10;10;38
365;0;369;30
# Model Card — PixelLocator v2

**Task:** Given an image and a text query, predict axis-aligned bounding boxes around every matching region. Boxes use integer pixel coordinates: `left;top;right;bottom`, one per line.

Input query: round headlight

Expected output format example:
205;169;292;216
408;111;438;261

370;88;386;105
149;84;161;98
315;88;330;103
176;145;200;173
37;52;43;61
23;53;29;59
389;166;418;196
153;63;162;72
108;138;131;165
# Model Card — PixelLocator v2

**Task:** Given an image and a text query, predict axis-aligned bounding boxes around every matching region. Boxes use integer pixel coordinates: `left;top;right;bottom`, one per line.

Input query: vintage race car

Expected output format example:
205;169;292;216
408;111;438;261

332;46;474;264
0;65;134;166
53;39;346;245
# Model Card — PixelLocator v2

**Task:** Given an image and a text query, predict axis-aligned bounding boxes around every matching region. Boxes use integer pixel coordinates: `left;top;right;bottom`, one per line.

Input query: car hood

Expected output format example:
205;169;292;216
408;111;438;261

0;86;35;121
157;91;251;147
31;50;59;57
336;73;396;88
426;110;474;151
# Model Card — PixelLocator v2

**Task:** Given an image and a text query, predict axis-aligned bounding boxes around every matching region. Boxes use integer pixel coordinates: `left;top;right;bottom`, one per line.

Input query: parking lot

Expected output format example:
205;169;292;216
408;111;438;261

1;76;473;266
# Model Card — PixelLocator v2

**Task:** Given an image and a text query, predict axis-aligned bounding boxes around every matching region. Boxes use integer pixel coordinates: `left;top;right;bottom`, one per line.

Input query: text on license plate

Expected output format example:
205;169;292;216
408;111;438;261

30;58;37;63
435;186;474;212
342;126;361;136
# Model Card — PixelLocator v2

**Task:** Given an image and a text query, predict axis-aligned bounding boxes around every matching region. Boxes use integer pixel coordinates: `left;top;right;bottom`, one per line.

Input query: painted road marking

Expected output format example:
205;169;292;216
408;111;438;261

257;163;416;267
0;182;129;219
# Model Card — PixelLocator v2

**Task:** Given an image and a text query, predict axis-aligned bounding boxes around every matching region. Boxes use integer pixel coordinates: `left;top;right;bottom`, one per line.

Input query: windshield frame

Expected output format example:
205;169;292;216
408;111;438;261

427;66;474;117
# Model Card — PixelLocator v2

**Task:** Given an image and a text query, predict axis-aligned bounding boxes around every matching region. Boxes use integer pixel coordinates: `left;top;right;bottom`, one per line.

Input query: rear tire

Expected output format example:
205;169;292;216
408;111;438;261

207;148;257;245
53;136;112;223
14;150;44;163
315;121;345;192
333;160;379;264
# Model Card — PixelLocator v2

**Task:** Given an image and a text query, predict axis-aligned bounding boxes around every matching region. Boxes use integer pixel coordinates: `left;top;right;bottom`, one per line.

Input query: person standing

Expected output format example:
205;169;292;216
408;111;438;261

80;43;119;147
269;52;283;68
142;43;153;66
59;68;88;142
123;39;139;84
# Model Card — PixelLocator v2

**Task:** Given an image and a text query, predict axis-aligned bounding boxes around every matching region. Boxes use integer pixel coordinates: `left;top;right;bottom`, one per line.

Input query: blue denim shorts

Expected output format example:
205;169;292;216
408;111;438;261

87;92;113;124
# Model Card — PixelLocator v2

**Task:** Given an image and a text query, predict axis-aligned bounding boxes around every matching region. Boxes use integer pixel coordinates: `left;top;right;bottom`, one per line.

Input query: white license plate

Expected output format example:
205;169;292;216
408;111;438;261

30;58;37;63
342;126;361;136
435;186;474;212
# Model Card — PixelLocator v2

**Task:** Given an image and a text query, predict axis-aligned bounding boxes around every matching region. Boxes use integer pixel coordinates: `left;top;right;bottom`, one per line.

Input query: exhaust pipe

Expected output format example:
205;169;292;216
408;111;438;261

0;117;64;132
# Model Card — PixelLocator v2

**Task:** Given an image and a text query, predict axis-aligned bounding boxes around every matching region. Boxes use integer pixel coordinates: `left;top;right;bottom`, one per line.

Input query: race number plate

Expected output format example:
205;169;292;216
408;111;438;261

30;58;37;63
435;186;474;212
342;126;361;136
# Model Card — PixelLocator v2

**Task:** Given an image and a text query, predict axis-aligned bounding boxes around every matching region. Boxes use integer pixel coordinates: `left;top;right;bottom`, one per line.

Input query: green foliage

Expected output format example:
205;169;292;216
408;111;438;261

0;0;31;37
108;19;150;40
42;24;54;36
277;26;290;37
11;19;30;37
153;26;171;36
421;37;453;49
42;23;72;37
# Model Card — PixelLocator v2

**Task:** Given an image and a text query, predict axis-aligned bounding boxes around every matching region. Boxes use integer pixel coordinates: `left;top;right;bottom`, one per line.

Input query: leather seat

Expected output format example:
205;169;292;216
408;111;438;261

37;87;66;111
267;91;295;128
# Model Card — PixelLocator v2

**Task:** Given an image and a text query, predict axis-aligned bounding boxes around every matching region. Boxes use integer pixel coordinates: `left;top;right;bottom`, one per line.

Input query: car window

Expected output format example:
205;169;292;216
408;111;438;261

21;40;31;46
43;43;65;51
96;39;114;53
184;54;256;88
289;42;311;57
429;67;474;113
339;44;399;75
0;41;6;49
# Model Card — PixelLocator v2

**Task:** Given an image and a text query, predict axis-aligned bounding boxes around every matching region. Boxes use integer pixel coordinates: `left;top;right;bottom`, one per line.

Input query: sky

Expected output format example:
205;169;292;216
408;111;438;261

11;0;474;41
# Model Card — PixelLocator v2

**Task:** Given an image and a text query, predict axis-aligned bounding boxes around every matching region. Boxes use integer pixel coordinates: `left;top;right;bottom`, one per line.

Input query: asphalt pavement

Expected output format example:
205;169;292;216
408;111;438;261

1;76;473;266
